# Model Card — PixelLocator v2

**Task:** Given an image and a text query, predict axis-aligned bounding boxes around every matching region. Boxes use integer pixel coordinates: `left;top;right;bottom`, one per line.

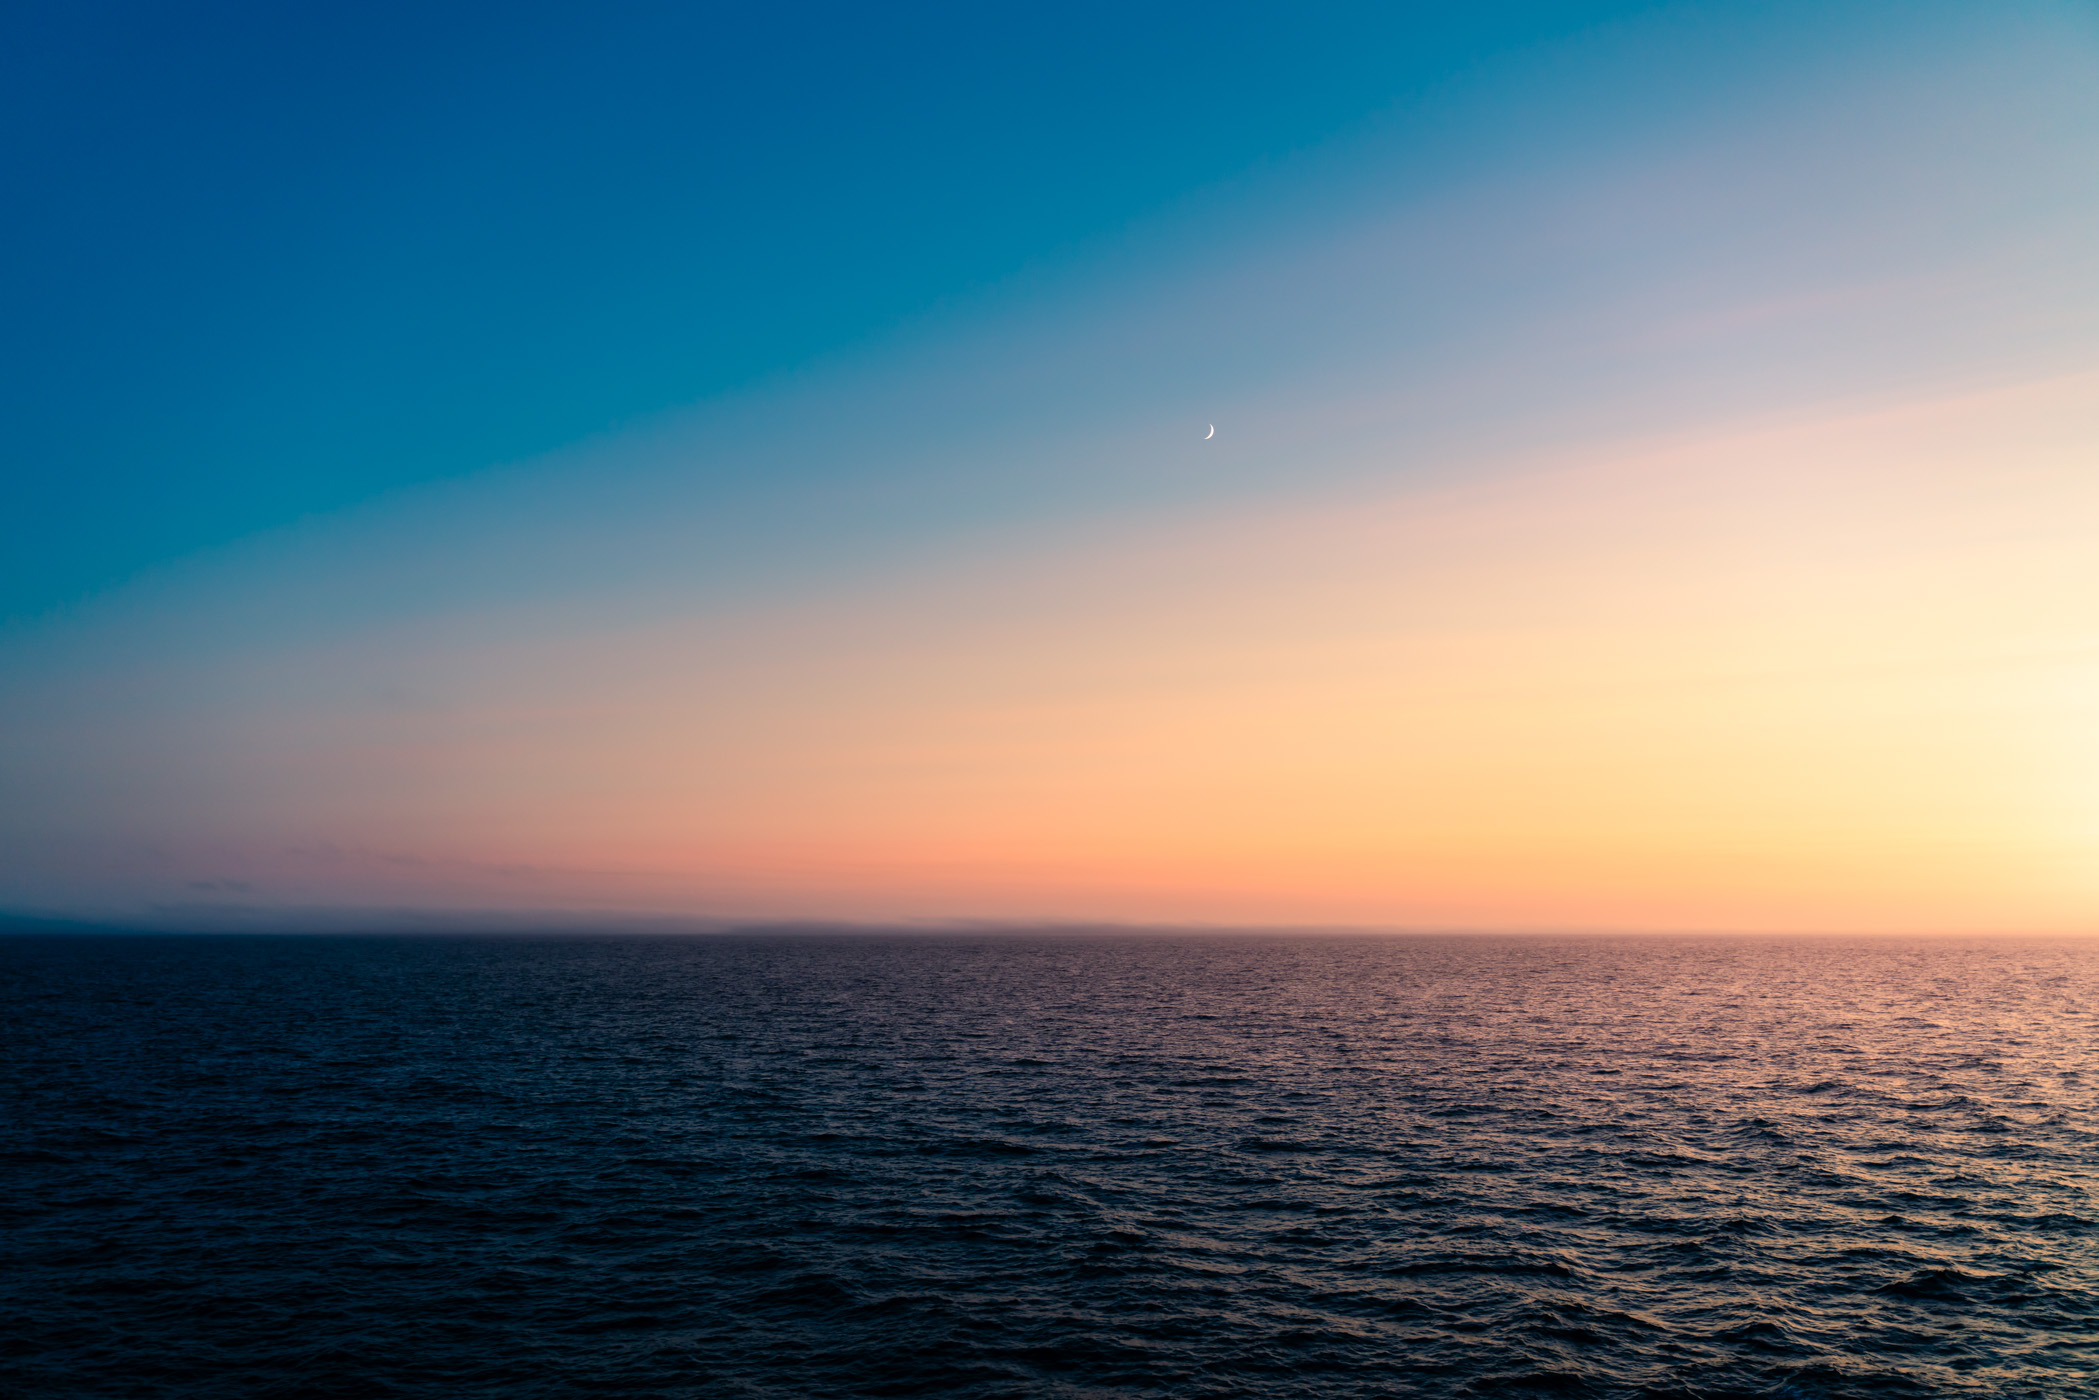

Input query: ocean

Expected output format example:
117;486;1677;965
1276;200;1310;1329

3;932;2093;1397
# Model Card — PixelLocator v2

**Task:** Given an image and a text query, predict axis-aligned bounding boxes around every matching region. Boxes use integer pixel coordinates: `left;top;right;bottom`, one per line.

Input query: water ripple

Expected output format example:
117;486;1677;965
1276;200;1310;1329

2;932;2094;1397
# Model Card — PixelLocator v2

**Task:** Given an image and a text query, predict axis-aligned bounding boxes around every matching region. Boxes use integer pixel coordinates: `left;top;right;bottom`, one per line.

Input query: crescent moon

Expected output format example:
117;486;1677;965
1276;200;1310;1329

1204;424;1215;439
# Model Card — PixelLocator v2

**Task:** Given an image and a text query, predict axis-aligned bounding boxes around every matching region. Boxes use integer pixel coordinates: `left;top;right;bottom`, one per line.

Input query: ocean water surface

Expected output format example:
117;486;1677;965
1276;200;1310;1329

2;932;2094;1397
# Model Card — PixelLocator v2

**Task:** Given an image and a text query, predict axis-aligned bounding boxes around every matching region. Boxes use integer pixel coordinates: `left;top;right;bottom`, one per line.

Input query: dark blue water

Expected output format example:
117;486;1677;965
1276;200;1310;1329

3;933;2094;1398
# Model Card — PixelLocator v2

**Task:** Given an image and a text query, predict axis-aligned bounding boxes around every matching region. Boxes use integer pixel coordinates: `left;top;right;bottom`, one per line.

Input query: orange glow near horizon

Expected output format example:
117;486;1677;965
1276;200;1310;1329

8;13;2099;936
102;369;2094;932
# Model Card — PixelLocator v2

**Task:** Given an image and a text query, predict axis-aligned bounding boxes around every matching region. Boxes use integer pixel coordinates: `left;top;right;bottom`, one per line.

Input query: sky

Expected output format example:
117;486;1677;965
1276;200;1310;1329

3;0;2097;932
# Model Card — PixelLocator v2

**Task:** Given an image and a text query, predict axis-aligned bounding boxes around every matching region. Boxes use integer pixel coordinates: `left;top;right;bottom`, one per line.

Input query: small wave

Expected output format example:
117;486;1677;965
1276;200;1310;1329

1873;1267;1988;1302
1386;1253;1581;1279
747;1274;855;1309
917;1137;1038;1157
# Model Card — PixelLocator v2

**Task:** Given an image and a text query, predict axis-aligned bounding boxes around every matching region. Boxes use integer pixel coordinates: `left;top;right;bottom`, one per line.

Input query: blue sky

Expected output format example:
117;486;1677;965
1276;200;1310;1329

5;2;2097;930
1;0;1667;620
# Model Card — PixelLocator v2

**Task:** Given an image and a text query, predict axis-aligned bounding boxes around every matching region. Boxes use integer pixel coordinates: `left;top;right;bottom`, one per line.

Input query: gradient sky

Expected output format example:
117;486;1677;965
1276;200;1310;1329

2;0;1653;619
4;1;2097;931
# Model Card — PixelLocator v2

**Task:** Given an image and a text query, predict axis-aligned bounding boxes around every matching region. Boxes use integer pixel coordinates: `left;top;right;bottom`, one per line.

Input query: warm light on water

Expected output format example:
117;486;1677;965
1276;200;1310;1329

5;8;2098;1394
5;933;2093;1396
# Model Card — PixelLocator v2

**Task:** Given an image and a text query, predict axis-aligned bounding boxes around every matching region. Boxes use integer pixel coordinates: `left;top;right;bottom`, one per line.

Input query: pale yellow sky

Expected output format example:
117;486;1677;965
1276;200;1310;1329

24;369;2088;931
5;11;2096;931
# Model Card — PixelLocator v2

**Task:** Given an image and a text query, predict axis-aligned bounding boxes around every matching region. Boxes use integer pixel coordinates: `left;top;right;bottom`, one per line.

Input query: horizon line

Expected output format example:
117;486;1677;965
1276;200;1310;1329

3;908;2090;940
